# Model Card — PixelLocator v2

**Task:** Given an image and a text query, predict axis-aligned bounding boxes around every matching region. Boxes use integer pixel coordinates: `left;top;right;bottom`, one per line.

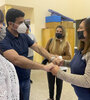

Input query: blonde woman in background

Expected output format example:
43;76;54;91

46;25;72;100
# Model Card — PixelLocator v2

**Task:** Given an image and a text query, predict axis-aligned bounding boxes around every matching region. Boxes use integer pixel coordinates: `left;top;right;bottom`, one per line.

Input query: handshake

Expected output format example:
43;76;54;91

43;56;64;76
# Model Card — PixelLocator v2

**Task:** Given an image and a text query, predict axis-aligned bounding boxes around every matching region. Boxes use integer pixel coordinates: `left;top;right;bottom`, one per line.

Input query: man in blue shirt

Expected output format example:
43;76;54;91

0;8;61;100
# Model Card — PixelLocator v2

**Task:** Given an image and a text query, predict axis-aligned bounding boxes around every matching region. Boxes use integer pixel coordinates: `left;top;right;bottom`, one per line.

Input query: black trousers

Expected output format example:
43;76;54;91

47;72;63;100
20;89;23;100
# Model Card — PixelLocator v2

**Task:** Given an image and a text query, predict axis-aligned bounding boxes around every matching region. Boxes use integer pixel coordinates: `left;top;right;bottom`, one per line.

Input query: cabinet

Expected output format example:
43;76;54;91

41;28;56;48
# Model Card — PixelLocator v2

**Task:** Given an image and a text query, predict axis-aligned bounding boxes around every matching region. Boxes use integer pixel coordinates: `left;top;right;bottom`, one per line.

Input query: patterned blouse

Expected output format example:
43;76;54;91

0;54;19;100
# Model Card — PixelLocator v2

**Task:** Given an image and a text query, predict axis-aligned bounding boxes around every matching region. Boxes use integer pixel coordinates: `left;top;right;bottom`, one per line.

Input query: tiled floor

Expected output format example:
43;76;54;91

30;69;78;100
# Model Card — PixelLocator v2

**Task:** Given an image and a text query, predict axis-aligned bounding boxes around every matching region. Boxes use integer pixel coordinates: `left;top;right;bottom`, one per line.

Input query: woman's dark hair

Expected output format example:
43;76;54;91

0;10;4;23
84;18;90;53
79;18;90;54
85;18;90;34
78;18;86;51
79;18;86;24
6;8;25;26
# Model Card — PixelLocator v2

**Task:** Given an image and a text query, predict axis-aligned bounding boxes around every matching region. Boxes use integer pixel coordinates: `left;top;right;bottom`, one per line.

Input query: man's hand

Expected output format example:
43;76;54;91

43;63;55;72
50;65;59;75
52;57;64;66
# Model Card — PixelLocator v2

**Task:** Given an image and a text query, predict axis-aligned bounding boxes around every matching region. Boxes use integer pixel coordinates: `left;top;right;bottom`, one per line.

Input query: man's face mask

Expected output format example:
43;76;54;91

77;31;85;40
56;33;63;39
16;22;27;33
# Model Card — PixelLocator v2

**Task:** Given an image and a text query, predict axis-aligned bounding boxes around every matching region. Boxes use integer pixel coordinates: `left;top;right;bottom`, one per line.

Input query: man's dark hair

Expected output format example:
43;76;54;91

6;8;25;26
0;10;4;23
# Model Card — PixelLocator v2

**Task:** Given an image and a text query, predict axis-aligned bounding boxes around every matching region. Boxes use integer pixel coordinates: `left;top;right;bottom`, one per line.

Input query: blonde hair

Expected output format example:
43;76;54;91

49;25;67;55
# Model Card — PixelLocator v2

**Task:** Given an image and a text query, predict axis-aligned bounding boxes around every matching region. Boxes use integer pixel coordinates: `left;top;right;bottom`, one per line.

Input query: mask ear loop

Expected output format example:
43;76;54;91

11;22;17;32
12;22;18;29
10;22;15;30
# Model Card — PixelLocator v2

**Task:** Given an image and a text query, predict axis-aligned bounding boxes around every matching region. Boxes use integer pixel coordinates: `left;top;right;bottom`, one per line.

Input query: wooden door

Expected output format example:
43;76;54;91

66;28;75;58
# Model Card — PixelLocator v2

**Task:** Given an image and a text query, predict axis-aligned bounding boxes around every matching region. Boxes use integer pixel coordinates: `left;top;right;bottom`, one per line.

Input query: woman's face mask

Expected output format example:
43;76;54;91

77;31;85;40
56;28;63;39
56;33;63;39
77;21;86;40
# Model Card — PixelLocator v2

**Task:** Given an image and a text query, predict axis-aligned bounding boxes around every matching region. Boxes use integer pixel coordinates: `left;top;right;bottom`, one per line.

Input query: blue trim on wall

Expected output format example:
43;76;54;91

48;9;75;23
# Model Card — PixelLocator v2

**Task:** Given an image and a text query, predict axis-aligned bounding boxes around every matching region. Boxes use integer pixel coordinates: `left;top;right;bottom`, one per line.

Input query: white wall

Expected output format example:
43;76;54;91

72;0;90;19
1;0;90;62
4;0;74;43
1;0;90;42
0;0;5;7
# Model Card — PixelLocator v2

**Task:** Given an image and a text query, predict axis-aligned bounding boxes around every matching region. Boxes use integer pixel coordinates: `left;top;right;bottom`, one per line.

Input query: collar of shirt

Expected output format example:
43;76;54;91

6;28;20;40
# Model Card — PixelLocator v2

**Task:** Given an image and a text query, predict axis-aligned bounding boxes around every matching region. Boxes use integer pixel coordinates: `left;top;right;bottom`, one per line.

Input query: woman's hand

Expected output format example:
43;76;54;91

52;57;64;66
43;63;55;72
50;65;59;75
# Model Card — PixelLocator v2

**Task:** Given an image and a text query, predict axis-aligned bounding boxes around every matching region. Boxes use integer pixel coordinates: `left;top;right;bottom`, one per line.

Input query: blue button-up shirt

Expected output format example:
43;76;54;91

0;28;34;81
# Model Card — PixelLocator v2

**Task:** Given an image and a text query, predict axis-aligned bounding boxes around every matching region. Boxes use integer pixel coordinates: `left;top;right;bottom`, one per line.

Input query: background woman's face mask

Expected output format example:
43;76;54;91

56;33;63;39
77;31;85;40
